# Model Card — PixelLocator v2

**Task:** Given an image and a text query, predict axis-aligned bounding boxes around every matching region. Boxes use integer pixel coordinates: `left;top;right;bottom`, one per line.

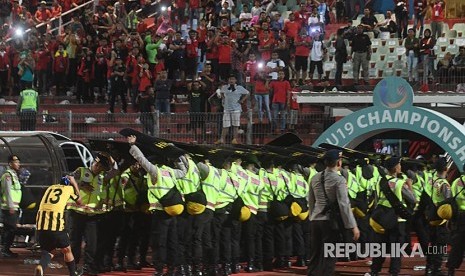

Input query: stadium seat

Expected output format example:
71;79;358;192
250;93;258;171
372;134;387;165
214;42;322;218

437;37;448;46
374;13;385;23
455;38;465;47
352;19;360;26
383;68;394;77
445;30;457;38
379;32;390;40
452;23;465;37
446;44;459;55
395;46;406;57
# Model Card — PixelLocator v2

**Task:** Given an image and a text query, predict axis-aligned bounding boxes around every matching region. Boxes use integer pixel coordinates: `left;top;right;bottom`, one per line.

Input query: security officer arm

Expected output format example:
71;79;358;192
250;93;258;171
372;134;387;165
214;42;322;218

197;162;210;181
172;154;188;179
441;182;452;199
127;135;159;180
335;176;358;230
308;176;316;213
67;175;82;205
1;173;16;213
401;182;416;206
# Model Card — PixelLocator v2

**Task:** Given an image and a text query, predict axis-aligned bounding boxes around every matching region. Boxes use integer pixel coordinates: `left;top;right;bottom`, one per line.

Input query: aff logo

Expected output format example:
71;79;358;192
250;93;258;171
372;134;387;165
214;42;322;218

324;243;447;258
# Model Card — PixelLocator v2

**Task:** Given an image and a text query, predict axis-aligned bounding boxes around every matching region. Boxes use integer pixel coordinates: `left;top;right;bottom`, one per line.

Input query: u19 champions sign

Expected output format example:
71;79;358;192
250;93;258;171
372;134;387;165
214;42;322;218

313;77;465;172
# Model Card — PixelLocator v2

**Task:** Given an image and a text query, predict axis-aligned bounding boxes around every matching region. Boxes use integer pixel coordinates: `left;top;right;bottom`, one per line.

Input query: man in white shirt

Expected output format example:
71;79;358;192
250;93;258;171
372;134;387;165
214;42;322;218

309;32;326;81
239;5;253;29
266;51;286;80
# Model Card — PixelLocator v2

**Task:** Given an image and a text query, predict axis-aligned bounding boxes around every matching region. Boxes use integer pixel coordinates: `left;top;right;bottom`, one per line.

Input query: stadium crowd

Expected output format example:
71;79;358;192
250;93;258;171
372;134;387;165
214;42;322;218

0;0;463;117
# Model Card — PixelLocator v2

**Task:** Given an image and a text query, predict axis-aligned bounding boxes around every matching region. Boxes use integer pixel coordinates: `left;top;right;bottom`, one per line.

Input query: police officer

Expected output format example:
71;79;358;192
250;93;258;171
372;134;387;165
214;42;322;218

255;158;274;271
68;152;112;276
115;162;146;271
16;83;39;131
0;155;22;258
425;158;451;276
446;164;465;276
368;157;415;276
242;158;263;272
196;157;220;276
127;135;188;276
96;161;125;273
308;150;359;276
176;154;202;275
211;156;240;276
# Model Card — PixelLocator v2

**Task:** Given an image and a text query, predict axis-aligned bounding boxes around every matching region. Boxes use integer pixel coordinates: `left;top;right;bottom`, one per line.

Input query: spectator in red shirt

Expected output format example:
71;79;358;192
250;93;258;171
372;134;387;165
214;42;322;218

258;29;274;63
288;79;300;132
267;70;290;133
53;44;69;96
284;12;301;41
185;30;199;80
34;45;51;95
50;1;62;29
217;35;232;82
254;69;272;124
294;32;311;85
76;49;95;103
431;0;445;39
0;42;10;97
126;47;140;107
137;58;152;96
205;29;219;73
188;0;200;29
35;1;52;23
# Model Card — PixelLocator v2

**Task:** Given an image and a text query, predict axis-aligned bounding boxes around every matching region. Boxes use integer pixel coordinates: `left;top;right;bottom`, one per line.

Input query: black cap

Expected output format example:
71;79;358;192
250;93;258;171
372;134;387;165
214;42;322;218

8;155;20;162
324;149;342;162
94;152;112;171
384;157;401;170
435;158;448;172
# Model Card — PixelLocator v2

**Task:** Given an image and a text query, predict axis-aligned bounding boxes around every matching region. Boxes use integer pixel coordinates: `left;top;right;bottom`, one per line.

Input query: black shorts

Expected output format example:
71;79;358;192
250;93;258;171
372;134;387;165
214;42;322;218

295;56;309;71
37;230;70;252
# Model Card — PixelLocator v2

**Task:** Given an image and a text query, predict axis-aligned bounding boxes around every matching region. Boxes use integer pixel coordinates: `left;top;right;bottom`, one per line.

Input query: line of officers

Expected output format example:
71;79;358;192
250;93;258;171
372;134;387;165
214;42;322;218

61;138;465;276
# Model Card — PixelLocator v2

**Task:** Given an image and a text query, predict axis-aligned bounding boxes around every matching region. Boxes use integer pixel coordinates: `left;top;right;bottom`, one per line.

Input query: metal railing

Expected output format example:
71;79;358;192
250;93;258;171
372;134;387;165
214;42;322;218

0;111;334;145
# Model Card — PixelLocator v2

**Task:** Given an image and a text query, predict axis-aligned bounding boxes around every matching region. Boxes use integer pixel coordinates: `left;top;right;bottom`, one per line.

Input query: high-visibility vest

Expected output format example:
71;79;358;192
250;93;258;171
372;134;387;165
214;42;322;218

307;166;317;184
177;158;201;196
376;176;404;209
243;170;261;215
201;165;221;211
451;176;465;211
103;174;124;211
67;167;105;214
289;172;308;199
20;89;38;111
0;169;22;210
258;169;273;211
121;168;144;210
146;165;177;211
216;168;239;209
430;176;450;205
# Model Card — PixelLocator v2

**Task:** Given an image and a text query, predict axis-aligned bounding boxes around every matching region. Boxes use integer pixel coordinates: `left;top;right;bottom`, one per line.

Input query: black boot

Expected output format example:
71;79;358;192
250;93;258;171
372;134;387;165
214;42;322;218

204;264;219;276
255;261;263;272
166;266;177;276
222;263;232;276
448;269;455;276
114;261;127;272
231;262;241;274
294;256;306;267
284;257;292;268
244;260;256;273
153;265;164;276
263;259;273;271
192;264;203;276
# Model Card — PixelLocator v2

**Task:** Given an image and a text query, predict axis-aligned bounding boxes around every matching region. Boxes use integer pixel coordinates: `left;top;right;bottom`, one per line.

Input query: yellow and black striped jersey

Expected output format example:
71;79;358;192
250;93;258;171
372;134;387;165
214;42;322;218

36;184;78;231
